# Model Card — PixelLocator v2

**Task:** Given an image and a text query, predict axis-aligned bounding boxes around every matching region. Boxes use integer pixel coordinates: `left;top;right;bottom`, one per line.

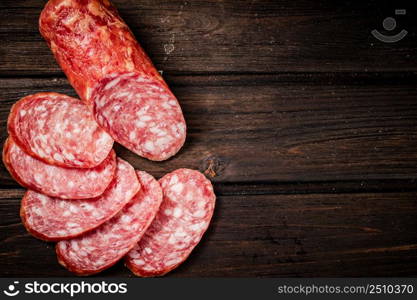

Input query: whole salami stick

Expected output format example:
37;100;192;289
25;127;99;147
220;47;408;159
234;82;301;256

39;0;186;161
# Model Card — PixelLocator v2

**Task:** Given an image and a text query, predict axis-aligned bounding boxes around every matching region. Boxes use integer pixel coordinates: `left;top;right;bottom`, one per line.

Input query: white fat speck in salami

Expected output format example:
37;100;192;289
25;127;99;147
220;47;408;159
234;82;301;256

125;168;216;277
8;92;113;168
2;137;116;199
20;158;140;241
56;170;162;276
91;72;186;161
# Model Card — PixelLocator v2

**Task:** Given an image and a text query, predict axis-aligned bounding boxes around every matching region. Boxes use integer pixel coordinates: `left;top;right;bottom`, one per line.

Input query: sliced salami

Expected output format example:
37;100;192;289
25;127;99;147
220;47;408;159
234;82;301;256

3;137;116;199
39;0;160;103
21;158;140;241
125;169;216;277
8;92;113;168
39;0;186;161
56;170;163;276
92;72;186;161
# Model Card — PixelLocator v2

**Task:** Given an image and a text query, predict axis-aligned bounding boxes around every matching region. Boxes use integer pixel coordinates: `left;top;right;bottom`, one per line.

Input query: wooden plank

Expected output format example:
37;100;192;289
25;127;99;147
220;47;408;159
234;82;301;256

1;189;416;277
0;0;416;75
1;74;417;186
217;179;417;196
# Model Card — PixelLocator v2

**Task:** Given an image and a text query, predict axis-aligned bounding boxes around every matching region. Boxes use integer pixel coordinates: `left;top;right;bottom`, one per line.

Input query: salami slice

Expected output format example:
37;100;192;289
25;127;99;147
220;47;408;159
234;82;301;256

8;92;113;168
56;170;163;276
39;0;186;161
92;72;186;161
125;169;215;277
21;158;140;241
3;137;116;199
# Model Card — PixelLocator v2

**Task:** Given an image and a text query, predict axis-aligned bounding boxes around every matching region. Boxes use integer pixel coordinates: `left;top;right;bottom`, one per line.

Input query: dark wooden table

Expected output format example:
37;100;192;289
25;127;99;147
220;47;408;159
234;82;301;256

1;0;417;277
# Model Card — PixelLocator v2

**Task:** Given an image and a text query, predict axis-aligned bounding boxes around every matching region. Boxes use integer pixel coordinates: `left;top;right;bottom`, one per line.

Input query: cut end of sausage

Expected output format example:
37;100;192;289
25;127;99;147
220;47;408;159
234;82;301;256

92;72;186;161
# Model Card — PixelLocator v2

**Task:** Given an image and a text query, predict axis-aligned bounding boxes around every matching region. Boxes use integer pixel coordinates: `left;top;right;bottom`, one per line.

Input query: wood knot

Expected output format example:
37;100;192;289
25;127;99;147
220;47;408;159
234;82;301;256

200;155;227;178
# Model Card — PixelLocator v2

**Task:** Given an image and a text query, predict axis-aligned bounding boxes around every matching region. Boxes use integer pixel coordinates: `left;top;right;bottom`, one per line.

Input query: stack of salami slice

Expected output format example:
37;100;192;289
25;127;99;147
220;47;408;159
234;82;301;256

2;0;216;277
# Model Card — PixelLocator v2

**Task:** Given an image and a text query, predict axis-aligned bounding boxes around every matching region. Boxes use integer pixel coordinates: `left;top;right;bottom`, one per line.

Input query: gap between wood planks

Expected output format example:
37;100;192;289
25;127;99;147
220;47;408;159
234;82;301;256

1;71;417;82
1;178;417;196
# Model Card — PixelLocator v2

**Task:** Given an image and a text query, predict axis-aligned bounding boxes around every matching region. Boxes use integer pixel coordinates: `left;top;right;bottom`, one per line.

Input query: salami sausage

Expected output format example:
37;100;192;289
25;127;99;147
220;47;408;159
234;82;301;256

21;158;140;241
3;137;116;199
125;169;215;277
92;72;186;161
39;0;186;161
56;170;163;276
8;92;113;168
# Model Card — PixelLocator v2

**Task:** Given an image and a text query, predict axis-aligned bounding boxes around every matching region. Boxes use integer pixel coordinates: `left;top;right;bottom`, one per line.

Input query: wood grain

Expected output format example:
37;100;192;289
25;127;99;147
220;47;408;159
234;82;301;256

1;0;416;278
1;75;417;186
0;0;416;75
1;189;416;277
